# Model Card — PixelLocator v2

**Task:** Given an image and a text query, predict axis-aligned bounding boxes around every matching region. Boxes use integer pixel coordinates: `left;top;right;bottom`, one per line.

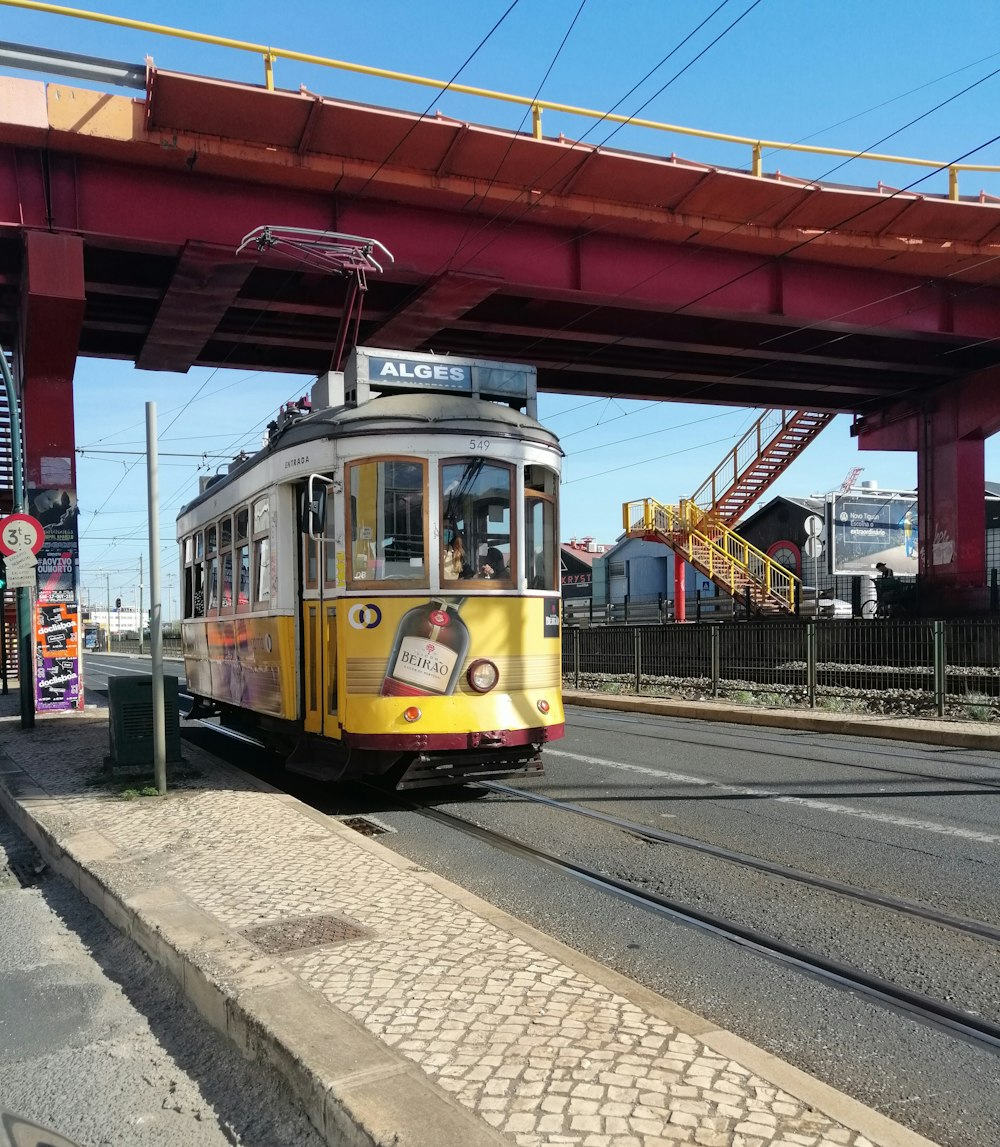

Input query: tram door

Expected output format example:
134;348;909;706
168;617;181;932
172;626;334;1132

301;477;339;737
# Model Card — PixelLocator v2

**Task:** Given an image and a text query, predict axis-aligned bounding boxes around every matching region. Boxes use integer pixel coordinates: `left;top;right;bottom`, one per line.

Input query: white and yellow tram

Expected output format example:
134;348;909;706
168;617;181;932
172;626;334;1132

176;347;564;788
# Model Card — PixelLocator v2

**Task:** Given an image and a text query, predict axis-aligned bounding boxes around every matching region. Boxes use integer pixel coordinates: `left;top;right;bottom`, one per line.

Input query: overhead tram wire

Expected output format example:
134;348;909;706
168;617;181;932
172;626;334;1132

760;46;1000;163
502;58;1000;369
420;26;1000;432
439;0;749;273
80;10;532;569
506;111;1000;449
437;0;589;267
144;3;530;526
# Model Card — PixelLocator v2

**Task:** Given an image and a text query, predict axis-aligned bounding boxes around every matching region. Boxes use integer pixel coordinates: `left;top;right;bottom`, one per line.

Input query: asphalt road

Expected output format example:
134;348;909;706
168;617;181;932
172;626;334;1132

82;655;1000;1147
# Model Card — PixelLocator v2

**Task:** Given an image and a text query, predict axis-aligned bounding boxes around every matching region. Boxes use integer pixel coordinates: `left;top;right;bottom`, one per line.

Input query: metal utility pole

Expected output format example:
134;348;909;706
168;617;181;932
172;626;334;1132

138;554;144;655
146;403;166;795
106;573;111;642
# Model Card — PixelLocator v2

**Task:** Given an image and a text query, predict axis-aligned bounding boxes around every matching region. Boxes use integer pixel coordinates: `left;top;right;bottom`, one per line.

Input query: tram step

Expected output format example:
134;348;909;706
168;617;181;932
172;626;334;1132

285;759;346;781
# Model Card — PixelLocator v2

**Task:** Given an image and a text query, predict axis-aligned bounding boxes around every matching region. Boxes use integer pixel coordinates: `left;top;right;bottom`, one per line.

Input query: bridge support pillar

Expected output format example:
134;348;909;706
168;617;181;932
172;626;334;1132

17;231;86;710
19;232;86;493
854;372;1000;615
673;555;686;622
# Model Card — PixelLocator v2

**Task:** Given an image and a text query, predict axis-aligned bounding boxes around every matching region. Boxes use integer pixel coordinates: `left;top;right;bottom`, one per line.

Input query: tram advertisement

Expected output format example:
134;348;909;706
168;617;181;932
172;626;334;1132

34;601;83;712
344;594;562;708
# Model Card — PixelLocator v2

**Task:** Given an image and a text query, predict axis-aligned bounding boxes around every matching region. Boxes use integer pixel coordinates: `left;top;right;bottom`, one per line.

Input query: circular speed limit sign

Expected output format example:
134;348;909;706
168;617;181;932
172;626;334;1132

0;513;45;556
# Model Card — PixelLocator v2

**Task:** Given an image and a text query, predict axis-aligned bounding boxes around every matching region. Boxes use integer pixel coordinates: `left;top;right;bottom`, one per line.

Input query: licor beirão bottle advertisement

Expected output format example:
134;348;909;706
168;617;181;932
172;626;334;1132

380;596;470;697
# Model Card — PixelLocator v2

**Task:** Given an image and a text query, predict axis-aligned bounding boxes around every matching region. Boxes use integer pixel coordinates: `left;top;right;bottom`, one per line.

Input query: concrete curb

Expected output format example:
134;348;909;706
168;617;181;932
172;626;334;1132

0;748;508;1147
563;689;1000;750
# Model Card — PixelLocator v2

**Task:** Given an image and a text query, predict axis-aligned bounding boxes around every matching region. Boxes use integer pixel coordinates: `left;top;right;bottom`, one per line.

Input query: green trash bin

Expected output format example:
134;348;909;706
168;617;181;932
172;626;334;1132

108;675;182;767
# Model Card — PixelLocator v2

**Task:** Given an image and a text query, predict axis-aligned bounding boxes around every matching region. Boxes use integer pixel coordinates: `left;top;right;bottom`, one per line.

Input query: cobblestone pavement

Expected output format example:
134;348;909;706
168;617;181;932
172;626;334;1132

0;706;935;1147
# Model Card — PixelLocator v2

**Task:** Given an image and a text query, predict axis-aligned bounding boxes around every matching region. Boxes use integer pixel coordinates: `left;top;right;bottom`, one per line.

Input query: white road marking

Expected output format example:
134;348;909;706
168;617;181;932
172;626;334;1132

545;748;1000;846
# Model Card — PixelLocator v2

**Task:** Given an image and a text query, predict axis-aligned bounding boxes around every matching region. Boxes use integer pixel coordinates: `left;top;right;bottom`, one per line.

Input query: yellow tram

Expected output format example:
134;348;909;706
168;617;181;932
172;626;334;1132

176;347;564;788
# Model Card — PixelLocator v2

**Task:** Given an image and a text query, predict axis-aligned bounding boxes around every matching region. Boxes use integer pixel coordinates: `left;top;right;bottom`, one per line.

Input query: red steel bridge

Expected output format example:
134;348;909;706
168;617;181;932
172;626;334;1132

2;30;1000;611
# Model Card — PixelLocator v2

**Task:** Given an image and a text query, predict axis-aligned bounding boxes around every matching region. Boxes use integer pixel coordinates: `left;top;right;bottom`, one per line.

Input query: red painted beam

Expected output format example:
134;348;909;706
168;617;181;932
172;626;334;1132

369;271;501;349
4;149;1000;345
138;241;256;372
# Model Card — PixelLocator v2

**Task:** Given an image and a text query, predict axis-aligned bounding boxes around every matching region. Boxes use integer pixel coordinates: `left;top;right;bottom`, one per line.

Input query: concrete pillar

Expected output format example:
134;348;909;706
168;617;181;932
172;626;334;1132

18;231;86;710
854;375;1000;615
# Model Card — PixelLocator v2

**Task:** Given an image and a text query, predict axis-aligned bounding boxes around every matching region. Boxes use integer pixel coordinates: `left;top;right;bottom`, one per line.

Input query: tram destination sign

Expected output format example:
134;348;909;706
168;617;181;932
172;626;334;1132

828;490;918;576
346;346;537;409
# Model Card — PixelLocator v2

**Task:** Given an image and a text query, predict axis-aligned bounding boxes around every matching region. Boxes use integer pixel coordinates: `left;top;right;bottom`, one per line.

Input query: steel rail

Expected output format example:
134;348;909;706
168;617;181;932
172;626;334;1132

3;0;1000;198
407;796;1000;1051
168;715;1000;1048
478;780;1000;943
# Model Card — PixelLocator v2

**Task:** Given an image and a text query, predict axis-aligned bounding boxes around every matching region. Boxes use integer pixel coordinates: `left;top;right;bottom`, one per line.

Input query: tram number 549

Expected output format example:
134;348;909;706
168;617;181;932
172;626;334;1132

468;438;490;452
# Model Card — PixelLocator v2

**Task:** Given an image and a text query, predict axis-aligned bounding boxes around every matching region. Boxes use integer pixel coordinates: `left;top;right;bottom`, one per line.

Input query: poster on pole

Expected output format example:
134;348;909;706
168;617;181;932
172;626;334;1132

34;601;83;711
829;490;918;576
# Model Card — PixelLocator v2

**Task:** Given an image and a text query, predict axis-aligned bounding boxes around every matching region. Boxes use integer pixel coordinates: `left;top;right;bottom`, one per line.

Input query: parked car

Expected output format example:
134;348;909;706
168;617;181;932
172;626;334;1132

797;591;853;619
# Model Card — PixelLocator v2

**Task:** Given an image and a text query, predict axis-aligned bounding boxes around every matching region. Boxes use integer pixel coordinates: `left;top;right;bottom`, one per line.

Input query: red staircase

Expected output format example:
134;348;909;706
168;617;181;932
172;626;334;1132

689;409;834;525
625;408;834;614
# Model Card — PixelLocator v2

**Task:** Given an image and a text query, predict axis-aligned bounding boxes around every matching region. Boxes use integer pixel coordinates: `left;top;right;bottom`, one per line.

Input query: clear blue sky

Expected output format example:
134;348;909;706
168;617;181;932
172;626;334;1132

3;0;1000;616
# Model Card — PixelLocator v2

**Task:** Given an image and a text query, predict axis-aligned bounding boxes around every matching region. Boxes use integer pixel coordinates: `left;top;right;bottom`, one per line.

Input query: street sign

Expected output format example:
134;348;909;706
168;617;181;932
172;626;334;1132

804;514;823;538
803;536;824;559
4;561;37;589
0;513;45;556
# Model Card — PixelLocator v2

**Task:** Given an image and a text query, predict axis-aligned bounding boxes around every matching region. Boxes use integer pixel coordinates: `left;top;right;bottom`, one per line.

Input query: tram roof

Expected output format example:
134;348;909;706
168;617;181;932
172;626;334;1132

178;392;561;517
298;392;560;443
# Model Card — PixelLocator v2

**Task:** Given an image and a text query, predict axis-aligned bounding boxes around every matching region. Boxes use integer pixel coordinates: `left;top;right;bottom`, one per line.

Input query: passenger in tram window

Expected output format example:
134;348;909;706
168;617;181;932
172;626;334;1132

480;547;508;580
443;529;472;580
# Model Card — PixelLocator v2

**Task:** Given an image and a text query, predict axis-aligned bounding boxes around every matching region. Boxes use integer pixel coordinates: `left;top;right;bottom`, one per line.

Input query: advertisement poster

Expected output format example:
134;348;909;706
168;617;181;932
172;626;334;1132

28;487;79;603
830;492;918;576
35;601;83;711
343;595;561;699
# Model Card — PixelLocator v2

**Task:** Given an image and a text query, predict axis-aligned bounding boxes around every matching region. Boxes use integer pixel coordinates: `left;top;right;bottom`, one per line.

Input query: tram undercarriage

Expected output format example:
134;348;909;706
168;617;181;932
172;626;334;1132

188;696;547;789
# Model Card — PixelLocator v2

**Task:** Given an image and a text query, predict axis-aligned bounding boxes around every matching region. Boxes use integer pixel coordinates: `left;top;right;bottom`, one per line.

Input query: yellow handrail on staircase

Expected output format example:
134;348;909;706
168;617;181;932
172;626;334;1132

623;497;800;613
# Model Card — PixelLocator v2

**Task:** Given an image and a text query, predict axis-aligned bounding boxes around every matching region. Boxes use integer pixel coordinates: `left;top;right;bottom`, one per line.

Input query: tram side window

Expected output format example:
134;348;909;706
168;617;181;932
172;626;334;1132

348;459;426;585
236;508;250;610
184;532;206;618
253;497;270;606
207;555;219;613
525;465;558;590
441;459;514;583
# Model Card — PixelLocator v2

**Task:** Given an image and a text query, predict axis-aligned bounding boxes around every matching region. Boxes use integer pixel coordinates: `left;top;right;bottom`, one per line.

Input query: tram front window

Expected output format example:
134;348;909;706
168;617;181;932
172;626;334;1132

348;458;427;585
441;459;513;583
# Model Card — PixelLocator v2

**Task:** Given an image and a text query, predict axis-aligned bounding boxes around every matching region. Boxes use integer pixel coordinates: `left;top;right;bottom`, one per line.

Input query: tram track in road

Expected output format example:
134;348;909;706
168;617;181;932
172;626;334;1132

472;780;1000;944
390;783;1000;1053
178;713;1000;1055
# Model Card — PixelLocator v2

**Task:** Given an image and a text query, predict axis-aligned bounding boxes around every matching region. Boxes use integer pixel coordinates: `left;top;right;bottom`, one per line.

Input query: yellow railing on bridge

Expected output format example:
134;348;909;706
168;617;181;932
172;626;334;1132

4;0;1000;201
623;497;799;613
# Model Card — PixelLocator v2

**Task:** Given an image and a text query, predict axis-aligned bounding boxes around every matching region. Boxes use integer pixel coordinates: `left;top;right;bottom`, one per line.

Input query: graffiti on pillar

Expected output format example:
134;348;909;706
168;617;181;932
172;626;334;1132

932;529;956;566
28;488;80;603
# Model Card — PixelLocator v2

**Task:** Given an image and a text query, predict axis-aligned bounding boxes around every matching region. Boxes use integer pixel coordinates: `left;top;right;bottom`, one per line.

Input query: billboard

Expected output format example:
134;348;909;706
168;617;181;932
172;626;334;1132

829;491;918;576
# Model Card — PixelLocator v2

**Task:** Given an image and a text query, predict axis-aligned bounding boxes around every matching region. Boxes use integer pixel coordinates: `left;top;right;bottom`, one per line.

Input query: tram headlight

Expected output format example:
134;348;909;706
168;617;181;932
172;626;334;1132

467;659;500;693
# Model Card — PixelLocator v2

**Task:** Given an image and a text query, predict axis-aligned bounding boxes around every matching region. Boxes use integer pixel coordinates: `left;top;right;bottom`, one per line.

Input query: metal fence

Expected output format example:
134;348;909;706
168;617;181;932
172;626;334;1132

107;635;183;658
562;618;1000;721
